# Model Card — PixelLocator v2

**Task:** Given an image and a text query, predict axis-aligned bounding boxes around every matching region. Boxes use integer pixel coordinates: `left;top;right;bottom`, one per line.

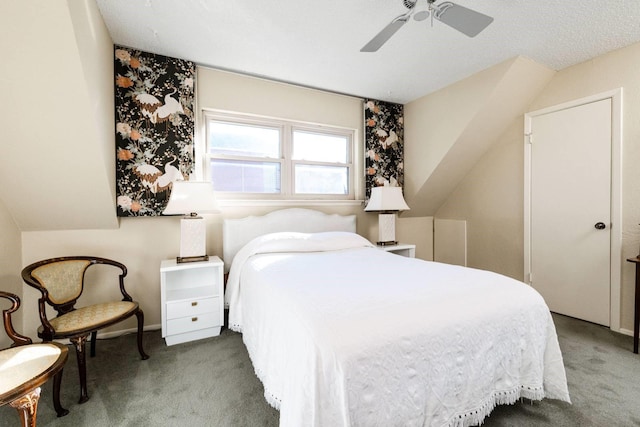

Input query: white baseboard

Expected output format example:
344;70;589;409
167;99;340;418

98;323;161;339
617;327;633;337
51;323;162;345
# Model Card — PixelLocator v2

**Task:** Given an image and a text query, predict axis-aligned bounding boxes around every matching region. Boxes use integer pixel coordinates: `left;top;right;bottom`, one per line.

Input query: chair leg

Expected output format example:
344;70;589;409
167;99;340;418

90;331;97;358
52;369;69;417
135;309;149;360
10;388;41;427
70;335;90;404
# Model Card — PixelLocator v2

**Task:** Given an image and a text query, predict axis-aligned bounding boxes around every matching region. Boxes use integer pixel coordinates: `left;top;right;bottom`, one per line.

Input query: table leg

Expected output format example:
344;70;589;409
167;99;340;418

9;387;41;427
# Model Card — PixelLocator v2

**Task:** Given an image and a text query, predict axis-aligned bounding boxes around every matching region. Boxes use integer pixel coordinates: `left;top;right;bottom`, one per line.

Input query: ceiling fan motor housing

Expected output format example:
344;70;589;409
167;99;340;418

403;0;417;9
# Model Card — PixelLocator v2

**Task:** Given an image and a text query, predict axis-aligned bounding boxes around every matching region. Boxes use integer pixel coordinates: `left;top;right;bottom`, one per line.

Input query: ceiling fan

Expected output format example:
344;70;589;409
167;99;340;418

361;0;494;52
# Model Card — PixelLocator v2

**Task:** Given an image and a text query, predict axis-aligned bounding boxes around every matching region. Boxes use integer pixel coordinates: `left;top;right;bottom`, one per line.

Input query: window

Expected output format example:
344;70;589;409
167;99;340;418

204;111;354;199
207;121;282;194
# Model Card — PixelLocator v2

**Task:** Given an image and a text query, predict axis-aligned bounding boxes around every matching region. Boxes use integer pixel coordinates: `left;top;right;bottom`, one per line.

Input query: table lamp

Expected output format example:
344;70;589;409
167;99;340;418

365;185;410;246
163;181;220;263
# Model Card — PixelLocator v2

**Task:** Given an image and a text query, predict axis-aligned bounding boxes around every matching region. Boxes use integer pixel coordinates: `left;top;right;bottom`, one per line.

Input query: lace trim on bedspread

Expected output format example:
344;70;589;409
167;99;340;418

446;385;546;427
240;329;546;424
263;385;282;411
249;352;282;411
232;322;282;411
234;315;548;423
253;371;545;425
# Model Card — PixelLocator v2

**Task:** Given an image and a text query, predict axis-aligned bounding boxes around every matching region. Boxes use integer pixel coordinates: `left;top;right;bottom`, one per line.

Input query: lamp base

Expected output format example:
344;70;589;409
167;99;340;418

179;215;207;260
177;255;209;264
377;213;397;245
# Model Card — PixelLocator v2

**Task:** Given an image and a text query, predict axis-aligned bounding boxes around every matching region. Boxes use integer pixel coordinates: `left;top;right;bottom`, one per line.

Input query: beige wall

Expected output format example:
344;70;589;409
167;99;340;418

67;0;118;204
404;57;554;217
197;67;363;135
436;121;524;280
0;0;117;232
404;59;509;202
0;200;22;348
434;42;640;332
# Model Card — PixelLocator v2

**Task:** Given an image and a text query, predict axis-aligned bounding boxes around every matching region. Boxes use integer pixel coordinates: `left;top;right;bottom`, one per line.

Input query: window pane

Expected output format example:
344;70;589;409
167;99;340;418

295;165;348;195
209;122;280;158
211;159;280;193
292;131;348;163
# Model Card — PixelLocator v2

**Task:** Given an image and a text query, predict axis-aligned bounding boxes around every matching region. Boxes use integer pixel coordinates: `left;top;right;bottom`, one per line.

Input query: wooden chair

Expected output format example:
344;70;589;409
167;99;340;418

0;291;68;426
21;256;149;404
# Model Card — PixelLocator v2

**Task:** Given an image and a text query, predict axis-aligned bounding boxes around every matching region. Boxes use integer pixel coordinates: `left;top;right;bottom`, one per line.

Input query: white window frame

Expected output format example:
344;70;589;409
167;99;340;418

203;110;355;201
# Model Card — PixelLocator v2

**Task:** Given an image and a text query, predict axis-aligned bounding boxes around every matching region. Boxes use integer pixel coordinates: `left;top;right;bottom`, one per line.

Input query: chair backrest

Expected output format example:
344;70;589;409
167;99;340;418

26;259;91;306
0;291;32;347
22;257;130;317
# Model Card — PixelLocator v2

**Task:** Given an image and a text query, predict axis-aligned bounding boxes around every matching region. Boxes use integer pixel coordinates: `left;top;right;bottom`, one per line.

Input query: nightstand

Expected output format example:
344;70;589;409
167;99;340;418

378;243;416;258
160;257;224;346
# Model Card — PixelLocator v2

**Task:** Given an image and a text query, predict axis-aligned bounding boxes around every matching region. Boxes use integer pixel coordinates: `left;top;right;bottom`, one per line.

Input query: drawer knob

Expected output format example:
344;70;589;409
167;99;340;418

192;317;198;322
191;301;198;306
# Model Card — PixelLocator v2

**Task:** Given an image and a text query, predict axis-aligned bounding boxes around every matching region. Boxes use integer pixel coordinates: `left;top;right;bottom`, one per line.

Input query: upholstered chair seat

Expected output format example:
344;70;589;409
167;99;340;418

42;301;138;336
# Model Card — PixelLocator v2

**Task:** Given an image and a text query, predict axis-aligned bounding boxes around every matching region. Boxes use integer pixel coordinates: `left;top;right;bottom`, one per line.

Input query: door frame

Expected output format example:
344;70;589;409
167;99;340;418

524;88;623;332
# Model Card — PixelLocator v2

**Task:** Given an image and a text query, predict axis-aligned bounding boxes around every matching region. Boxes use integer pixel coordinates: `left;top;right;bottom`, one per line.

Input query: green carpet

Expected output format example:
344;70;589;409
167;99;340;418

1;314;638;426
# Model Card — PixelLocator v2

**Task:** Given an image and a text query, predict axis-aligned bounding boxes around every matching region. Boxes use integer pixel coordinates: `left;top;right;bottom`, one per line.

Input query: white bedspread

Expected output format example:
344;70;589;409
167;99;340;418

226;232;570;427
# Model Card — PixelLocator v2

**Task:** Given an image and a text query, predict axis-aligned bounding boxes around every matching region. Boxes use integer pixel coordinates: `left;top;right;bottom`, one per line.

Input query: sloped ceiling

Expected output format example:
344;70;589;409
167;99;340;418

404;56;556;216
0;0;117;231
95;0;640;104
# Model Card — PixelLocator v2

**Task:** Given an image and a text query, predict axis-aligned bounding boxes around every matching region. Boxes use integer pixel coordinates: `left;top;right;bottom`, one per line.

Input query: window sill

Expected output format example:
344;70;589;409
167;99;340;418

217;199;365;208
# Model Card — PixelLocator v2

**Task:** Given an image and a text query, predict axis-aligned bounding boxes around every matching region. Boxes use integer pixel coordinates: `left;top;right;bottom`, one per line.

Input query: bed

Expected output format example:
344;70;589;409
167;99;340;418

223;208;570;427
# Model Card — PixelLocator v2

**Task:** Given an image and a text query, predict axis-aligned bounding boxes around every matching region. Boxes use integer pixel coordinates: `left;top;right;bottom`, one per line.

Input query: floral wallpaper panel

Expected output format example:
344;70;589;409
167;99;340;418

364;99;404;201
114;45;195;217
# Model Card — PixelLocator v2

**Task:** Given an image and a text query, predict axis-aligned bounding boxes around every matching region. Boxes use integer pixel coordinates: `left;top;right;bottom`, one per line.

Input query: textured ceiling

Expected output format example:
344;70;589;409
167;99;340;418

96;0;640;104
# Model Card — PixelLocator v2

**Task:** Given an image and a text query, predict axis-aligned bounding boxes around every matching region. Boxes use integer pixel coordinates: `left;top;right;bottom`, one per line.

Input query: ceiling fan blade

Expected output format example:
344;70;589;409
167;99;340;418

433;2;493;37
360;14;410;52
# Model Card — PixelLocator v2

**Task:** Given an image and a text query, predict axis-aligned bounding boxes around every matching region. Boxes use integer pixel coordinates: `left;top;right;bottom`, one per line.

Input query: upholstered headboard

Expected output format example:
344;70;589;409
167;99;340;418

222;208;356;271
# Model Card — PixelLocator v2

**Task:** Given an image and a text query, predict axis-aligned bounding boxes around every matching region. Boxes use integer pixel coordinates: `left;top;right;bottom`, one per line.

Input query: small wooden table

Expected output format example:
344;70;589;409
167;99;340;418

0;342;68;426
626;257;640;354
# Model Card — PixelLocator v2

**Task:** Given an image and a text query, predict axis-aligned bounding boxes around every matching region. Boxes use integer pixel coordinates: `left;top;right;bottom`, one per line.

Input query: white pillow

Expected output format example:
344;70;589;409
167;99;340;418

246;231;374;255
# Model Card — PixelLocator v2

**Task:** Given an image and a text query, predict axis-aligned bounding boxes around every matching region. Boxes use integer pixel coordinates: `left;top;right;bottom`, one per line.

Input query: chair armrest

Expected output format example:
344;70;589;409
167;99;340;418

37;296;57;341
0;291;32;346
92;257;133;302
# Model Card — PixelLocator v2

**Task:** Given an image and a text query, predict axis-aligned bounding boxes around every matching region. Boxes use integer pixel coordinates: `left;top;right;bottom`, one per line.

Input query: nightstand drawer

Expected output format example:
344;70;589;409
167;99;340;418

166;312;220;336
166;297;218;320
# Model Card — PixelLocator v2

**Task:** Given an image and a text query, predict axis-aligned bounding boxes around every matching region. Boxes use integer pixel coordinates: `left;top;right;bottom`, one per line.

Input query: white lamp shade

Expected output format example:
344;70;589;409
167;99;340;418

163;181;220;263
162;181;220;215
365;186;410;212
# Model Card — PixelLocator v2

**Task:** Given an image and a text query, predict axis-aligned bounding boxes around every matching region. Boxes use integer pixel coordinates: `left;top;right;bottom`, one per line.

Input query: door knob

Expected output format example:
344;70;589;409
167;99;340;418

594;222;606;230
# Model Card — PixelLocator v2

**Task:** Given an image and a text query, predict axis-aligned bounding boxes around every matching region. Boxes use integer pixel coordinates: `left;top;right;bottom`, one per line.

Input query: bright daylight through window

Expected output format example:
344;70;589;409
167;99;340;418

205;112;354;199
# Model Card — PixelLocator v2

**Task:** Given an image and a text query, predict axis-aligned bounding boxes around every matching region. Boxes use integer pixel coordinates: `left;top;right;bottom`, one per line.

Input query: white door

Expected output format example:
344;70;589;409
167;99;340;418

528;98;612;326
